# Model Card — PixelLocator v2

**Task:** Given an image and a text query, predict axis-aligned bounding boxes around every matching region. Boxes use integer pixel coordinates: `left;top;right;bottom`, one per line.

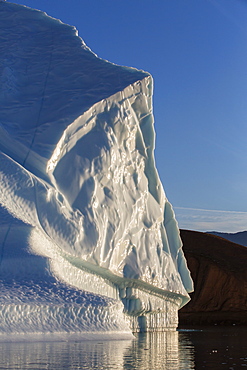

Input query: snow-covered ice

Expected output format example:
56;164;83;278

0;2;193;335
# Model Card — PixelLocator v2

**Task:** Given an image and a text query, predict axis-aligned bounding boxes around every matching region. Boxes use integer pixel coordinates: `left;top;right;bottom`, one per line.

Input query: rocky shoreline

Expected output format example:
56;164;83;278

179;229;247;326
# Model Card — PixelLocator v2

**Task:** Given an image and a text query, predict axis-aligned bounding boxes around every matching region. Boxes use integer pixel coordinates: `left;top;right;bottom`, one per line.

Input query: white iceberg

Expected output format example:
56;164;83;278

0;2;193;335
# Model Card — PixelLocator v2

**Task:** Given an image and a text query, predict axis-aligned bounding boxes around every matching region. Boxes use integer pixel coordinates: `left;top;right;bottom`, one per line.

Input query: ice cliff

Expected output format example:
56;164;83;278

0;2;193;335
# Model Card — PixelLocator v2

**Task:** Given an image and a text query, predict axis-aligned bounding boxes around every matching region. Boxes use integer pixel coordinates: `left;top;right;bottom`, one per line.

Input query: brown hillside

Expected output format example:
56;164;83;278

179;229;247;326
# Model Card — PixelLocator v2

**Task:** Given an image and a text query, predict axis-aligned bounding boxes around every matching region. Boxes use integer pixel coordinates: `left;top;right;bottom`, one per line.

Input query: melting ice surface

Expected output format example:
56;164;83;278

0;2;193;336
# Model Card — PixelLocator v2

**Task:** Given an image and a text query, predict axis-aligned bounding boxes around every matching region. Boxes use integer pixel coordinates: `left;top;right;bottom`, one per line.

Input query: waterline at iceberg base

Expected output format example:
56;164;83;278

0;2;193;336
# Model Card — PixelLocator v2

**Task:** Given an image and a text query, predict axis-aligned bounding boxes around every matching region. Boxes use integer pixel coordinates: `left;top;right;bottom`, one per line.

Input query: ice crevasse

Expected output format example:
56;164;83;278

0;2;193;335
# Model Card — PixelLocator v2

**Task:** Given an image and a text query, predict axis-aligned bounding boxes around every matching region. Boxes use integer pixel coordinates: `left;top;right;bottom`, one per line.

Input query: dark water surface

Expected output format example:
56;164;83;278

0;327;246;369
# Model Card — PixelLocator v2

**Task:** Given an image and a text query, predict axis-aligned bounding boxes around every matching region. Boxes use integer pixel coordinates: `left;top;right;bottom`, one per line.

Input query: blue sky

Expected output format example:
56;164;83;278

11;0;247;232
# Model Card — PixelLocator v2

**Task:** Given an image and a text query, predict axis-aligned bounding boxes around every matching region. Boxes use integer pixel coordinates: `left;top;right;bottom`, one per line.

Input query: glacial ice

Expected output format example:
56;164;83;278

0;2;193;335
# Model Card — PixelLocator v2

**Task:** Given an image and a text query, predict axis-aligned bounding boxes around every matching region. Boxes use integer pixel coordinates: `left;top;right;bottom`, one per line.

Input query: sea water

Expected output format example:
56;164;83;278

0;327;246;369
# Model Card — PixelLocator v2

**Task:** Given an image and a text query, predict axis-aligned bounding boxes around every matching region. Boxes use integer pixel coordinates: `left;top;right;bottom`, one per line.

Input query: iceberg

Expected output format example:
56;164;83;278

0;2;193;335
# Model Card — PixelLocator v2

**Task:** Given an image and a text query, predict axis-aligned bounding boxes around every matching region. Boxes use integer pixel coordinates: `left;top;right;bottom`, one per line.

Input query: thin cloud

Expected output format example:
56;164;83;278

207;0;247;33
174;206;247;233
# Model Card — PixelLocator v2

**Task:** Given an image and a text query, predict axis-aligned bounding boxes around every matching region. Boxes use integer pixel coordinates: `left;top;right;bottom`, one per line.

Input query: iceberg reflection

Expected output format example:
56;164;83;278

0;332;194;370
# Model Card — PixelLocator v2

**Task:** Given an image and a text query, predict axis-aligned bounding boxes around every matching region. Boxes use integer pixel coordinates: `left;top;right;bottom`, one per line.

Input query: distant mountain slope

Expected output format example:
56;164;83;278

208;231;247;247
179;229;247;326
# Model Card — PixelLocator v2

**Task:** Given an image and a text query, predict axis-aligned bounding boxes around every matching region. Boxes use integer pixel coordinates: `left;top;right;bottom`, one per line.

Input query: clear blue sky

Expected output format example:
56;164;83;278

11;0;247;232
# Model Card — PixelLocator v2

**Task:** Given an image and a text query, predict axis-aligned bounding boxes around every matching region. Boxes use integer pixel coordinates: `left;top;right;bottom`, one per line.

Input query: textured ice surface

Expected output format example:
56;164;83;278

0;222;131;334
0;2;193;334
